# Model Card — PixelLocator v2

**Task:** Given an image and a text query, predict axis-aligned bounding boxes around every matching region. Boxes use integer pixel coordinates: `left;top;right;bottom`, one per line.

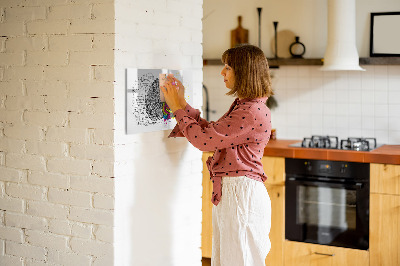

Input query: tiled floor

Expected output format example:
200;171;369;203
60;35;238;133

202;257;211;266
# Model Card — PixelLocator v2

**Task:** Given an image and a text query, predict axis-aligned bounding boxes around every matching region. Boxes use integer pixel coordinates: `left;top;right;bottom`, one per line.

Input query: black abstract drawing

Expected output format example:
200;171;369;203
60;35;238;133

139;72;163;124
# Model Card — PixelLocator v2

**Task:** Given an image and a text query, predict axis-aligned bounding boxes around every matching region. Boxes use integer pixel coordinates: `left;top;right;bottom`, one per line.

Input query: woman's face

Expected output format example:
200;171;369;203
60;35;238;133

220;64;235;89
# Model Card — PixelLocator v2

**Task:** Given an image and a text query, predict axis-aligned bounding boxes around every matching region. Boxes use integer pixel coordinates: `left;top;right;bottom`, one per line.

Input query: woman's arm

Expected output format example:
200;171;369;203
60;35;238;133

169;103;212;137
173;106;257;152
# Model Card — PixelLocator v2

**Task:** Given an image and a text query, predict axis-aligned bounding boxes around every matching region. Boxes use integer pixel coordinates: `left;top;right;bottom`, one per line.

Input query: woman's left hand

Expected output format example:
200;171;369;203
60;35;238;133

161;75;184;113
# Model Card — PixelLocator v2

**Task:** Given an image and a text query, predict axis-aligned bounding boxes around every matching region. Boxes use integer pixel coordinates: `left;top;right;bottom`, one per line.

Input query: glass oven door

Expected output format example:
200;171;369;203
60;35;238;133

285;178;369;250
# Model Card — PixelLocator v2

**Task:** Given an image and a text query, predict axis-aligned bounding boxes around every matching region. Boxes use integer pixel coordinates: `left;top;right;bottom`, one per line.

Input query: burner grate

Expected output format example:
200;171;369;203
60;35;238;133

301;135;339;149
340;137;377;151
296;136;378;151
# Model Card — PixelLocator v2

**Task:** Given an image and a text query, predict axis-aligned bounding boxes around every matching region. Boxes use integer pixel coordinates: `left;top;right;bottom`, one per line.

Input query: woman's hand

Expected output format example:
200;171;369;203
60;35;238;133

174;77;187;108
161;75;185;113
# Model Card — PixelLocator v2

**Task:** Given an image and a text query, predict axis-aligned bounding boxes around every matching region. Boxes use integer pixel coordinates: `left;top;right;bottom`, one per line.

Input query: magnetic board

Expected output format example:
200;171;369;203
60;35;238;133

126;68;193;134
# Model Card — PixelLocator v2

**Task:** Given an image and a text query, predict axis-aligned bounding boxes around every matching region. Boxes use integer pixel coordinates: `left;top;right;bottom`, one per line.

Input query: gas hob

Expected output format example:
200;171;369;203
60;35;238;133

289;135;382;151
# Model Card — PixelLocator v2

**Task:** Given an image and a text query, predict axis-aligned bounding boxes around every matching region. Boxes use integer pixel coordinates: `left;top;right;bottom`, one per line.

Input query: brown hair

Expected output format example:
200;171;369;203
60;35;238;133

221;44;273;99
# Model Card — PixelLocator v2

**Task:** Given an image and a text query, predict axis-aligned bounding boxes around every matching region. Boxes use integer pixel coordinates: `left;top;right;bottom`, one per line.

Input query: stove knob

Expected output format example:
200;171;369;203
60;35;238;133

305;162;312;171
340;164;347;174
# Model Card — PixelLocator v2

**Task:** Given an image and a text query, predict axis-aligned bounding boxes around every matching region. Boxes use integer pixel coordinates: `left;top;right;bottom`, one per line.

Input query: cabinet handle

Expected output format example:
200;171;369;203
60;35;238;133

314;252;335;257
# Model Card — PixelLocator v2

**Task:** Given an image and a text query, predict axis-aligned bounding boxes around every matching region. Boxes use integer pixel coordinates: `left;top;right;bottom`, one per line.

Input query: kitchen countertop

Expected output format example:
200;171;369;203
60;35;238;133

263;139;400;165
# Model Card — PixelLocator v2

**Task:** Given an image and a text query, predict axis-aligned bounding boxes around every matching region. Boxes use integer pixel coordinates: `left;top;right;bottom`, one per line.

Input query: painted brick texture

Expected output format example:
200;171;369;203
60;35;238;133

113;0;203;265
0;0;115;265
1;0;204;265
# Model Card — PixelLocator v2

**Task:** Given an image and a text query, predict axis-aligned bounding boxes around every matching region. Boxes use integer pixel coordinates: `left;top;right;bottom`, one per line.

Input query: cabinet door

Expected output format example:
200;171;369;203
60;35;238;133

284;241;369;266
370;164;400;195
202;152;213;258
264;184;284;266
261;156;285;185
370;193;400;266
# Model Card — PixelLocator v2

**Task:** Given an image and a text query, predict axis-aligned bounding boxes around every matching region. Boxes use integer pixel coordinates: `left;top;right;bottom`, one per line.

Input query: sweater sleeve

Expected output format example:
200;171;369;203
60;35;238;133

172;106;257;152
168;103;211;138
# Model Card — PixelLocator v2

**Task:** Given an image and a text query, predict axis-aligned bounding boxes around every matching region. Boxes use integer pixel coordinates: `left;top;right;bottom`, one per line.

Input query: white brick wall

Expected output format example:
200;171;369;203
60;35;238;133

5;213;48;231
114;0;203;265
0;0;115;265
1;0;204;265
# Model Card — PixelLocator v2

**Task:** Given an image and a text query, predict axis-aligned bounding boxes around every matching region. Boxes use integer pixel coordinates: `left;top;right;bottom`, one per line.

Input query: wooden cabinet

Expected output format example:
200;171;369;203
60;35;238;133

262;156;285;266
201;152;213;258
370;193;400;266
284;241;369;266
370;163;400;195
264;184;284;266
261;156;285;186
370;163;400;266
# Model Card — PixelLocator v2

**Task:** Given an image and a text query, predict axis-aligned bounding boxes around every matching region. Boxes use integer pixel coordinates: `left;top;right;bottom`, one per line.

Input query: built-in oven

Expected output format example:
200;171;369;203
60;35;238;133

285;158;369;250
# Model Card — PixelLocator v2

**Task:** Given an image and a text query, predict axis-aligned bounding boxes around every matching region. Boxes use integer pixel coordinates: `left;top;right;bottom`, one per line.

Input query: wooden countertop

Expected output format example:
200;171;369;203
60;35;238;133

263;139;400;165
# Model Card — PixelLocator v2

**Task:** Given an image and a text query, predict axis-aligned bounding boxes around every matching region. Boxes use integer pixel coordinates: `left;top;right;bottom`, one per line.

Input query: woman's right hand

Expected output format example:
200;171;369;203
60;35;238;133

168;75;187;108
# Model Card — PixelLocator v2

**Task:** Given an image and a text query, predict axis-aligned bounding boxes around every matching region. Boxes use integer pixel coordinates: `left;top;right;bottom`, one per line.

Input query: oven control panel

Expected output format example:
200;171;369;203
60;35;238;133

286;158;369;180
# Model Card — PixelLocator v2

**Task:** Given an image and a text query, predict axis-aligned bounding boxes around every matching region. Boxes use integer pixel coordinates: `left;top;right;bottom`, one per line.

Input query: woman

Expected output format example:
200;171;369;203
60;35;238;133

162;44;273;266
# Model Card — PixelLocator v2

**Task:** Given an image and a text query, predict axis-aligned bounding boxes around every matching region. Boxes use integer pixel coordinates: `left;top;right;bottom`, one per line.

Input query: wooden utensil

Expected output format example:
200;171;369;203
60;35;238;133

231;16;249;48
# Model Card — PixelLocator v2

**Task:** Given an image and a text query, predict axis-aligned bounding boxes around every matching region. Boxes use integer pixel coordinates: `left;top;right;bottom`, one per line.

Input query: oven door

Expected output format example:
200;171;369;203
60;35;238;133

285;177;369;250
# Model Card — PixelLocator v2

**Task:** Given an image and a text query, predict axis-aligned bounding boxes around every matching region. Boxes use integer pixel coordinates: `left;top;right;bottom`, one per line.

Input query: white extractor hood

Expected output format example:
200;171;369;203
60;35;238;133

320;0;365;71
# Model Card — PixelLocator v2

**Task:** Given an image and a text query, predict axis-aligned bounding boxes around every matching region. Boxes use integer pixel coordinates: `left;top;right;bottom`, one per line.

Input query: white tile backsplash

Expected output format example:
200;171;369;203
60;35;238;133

336;90;349;103
336;115;349;129
389;117;400;131
362;116;375;130
336;103;349;116
388;91;400;104
389;131;400;144
388;76;400;91
323;103;336;116
298;77;311;89
389;104;400;117
374;65;388;77
362;89;375;103
374;90;388;104
203;65;400;144
375;104;389;117
374;78;388;91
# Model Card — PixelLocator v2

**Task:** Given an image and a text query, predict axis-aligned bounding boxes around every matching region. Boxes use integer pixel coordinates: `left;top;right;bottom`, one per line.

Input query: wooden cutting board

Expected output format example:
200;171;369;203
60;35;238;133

231;16;249;48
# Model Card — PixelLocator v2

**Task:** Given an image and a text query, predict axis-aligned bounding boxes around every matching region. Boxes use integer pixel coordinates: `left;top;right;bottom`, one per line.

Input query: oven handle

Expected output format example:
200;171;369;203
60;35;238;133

314;252;335;257
286;177;364;189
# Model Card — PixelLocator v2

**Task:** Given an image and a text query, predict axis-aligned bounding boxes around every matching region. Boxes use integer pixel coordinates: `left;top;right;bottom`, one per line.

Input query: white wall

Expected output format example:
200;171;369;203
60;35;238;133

203;0;400;145
113;0;204;265
203;0;400;58
0;0;115;265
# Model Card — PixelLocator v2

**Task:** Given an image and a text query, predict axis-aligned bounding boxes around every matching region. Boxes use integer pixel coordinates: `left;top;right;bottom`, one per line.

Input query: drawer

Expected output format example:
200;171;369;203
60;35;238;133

283;240;369;266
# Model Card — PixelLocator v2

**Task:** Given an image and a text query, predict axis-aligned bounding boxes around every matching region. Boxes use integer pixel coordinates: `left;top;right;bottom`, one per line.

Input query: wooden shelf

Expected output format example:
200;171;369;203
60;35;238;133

268;58;322;67
203;58;323;67
359;57;400;65
203;57;400;67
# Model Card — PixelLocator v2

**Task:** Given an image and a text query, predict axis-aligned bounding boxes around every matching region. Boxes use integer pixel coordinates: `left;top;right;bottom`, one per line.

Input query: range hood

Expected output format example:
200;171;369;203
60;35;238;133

320;0;365;71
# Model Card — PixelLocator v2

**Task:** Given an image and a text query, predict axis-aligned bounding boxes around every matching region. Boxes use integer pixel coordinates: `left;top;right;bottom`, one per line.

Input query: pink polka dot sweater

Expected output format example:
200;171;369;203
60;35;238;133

168;97;272;206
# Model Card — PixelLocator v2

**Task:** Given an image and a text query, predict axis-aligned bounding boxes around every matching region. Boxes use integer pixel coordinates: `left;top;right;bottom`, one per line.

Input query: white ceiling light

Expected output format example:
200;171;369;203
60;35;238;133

320;0;365;71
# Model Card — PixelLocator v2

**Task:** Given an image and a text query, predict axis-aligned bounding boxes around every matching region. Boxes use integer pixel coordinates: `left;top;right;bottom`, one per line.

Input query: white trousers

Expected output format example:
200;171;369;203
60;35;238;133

212;176;271;266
